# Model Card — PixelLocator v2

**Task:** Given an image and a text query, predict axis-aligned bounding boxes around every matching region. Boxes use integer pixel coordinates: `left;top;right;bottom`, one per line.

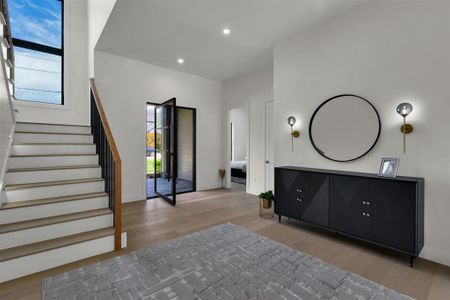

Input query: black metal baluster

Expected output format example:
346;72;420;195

90;89;117;217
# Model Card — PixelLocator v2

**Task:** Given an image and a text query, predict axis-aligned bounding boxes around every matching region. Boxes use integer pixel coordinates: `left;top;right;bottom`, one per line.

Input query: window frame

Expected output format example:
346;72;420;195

12;0;64;105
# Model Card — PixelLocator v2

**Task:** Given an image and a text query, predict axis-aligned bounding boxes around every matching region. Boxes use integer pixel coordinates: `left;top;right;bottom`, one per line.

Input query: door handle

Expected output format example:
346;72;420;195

266;160;270;164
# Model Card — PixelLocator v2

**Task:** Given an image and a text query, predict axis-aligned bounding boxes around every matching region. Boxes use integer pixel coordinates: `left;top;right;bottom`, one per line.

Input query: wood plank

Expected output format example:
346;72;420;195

7;165;100;173
0;208;111;234
0;192;107;210
4;178;103;191
14;131;92;136
0;228;114;262
16;122;90;128
0;188;449;300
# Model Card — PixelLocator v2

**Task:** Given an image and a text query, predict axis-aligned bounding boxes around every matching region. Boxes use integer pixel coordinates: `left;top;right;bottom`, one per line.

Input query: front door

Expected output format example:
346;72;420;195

154;98;177;205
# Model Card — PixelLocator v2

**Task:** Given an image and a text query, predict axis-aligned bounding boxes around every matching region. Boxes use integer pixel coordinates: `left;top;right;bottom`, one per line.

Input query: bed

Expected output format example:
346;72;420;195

231;160;247;179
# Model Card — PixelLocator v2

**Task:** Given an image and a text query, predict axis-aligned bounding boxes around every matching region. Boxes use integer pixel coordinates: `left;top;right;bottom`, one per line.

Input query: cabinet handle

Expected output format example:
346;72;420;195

362;212;366;216
362;201;366;205
296;189;303;193
366;213;370;217
297;198;303;202
366;202;371;205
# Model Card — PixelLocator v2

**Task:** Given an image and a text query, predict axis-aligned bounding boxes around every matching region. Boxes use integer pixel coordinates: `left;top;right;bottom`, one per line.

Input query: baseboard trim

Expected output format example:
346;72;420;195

420;246;450;267
122;194;146;203
196;183;221;191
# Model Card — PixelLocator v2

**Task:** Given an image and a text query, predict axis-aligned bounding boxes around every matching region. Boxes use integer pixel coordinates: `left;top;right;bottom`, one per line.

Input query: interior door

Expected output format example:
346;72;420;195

265;101;274;191
154;98;177;205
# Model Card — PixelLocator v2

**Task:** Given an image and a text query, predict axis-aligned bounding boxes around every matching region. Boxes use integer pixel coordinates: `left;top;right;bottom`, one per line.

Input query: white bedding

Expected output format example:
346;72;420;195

231;160;247;172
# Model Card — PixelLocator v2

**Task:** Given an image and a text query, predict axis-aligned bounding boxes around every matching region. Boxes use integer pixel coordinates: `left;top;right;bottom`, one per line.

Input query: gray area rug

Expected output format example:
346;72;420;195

42;223;413;299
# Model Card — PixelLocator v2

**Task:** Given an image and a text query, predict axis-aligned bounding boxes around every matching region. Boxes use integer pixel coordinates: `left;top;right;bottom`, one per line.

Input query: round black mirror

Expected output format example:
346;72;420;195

309;94;381;162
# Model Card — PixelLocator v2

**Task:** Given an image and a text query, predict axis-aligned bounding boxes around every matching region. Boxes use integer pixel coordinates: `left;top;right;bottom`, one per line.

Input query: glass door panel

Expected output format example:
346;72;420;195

154;98;177;205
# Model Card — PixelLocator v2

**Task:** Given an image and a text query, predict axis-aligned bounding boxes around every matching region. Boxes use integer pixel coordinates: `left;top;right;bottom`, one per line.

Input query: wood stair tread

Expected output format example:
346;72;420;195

10;153;97;158
7;165;100;173
0;227;115;262
0;208;112;234
12;143;94;145
15;131;92;136
4;178;104;191
16;122;90;128
0;192;108;210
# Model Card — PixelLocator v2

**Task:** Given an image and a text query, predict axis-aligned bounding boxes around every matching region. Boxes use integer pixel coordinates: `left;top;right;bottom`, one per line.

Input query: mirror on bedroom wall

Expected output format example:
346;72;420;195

309;94;381;162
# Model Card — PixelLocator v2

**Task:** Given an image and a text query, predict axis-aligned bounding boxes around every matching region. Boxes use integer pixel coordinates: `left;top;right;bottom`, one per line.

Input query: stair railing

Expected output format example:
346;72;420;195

0;0;16;207
1;0;15;91
89;78;122;251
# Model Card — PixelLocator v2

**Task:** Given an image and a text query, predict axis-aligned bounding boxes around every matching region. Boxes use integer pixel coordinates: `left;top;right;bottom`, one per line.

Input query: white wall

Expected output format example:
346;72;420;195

94;51;223;202
87;0;117;77
274;1;450;266
230;107;247;161
13;0;90;126
223;66;273;195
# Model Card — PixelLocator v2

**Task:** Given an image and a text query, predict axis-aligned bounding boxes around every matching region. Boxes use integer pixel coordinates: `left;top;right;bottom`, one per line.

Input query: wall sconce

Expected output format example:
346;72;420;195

287;116;300;151
396;102;414;154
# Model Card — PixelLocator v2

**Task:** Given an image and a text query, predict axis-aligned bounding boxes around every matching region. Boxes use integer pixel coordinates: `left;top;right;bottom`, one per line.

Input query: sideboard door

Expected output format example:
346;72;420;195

330;175;368;239
275;169;303;219
296;172;329;227
275;169;329;227
367;180;416;253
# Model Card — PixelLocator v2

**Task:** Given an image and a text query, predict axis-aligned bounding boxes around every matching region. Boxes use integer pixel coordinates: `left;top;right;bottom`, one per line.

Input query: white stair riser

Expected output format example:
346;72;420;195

8;155;98;169
12;144;96;156
5;167;101;185
0;214;112;250
0;196;109;225
14;133;93;144
4;181;104;202
15;123;91;134
0;234;115;283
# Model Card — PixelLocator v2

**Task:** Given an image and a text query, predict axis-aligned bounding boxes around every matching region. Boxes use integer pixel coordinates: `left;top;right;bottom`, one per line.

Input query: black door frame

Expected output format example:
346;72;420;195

154;98;177;205
146;102;197;200
12;0;64;105
177;106;197;195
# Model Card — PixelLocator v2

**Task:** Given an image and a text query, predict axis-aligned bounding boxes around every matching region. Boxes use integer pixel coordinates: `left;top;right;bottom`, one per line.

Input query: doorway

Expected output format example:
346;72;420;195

265;100;274;191
229;107;248;190
146;102;196;201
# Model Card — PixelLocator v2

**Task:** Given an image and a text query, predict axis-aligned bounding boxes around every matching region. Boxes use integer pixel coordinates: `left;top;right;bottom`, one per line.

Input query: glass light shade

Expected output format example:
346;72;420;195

287;116;296;126
396;103;413;117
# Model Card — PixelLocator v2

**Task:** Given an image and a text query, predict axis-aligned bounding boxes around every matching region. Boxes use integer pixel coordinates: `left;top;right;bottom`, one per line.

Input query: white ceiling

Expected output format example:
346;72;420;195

96;0;365;81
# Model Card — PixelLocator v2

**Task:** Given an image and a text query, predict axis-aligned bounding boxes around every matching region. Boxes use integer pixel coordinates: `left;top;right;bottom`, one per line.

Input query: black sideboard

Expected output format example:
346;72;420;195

275;166;424;266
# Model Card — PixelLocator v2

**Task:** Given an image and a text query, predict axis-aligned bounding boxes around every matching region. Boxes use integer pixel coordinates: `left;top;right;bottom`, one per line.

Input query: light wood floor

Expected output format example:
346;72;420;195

1;187;449;300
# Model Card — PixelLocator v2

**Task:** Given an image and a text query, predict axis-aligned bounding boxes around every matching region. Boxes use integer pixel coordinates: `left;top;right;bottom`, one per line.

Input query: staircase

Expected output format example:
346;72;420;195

0;1;123;283
0;122;123;283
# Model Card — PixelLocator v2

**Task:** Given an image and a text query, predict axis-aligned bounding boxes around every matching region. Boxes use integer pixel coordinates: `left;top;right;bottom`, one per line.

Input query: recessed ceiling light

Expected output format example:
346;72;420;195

223;28;230;35
177;58;184;64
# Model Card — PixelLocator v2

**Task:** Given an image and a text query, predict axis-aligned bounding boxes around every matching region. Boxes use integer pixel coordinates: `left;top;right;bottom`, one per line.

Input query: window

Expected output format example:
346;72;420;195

9;0;63;105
